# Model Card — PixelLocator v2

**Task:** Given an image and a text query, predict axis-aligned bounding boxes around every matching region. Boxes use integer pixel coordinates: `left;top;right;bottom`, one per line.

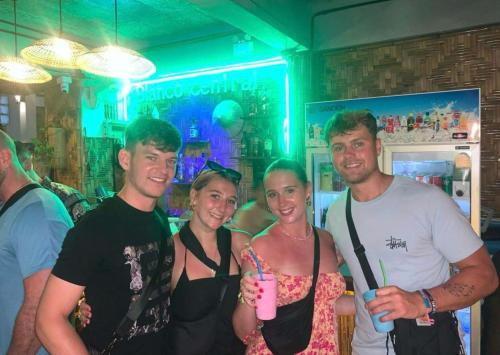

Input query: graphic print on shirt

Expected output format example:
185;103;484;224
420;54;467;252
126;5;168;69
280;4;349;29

385;236;408;251
122;241;172;339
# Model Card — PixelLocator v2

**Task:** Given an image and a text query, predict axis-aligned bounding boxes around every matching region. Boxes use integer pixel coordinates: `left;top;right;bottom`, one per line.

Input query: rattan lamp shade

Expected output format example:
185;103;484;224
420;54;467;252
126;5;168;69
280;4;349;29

21;37;89;69
77;45;156;79
0;56;52;84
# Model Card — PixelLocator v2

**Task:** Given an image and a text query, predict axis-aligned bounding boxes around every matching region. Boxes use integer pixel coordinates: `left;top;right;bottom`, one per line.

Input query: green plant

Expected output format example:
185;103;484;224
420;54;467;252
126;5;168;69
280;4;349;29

33;129;54;164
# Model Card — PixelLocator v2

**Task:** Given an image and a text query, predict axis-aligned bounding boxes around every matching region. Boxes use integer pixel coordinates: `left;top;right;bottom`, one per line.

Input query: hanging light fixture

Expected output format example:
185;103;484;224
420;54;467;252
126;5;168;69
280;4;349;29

77;0;156;79
0;1;52;84
20;0;88;69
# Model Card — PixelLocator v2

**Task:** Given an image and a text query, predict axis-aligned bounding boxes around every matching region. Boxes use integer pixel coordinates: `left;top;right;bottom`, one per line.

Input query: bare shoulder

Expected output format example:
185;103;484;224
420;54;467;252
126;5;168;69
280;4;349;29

314;227;334;243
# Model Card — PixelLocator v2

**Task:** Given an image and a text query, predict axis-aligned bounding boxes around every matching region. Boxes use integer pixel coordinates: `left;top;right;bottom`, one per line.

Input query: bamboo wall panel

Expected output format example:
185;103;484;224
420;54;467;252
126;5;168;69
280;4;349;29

43;79;83;191
315;24;500;217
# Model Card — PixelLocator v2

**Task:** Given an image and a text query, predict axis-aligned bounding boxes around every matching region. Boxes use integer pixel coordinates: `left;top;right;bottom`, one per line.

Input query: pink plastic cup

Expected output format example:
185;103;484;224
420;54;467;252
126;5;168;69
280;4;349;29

254;273;277;320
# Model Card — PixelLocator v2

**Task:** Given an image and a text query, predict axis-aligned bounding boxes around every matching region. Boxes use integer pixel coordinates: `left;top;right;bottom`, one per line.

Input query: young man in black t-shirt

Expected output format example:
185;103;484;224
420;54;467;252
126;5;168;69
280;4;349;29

36;118;182;354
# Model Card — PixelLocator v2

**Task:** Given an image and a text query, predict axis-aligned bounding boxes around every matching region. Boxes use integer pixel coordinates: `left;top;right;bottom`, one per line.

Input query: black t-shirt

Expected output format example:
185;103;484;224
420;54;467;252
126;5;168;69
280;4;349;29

52;196;174;354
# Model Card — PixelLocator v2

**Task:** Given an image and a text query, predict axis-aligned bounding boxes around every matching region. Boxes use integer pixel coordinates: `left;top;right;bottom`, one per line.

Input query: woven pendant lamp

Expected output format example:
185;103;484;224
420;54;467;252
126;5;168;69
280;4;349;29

0;1;52;84
21;0;88;69
77;0;155;79
21;38;88;70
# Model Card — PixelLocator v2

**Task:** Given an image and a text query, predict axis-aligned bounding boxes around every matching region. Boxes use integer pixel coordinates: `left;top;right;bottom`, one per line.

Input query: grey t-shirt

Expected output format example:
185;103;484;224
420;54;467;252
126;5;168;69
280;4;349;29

326;176;482;355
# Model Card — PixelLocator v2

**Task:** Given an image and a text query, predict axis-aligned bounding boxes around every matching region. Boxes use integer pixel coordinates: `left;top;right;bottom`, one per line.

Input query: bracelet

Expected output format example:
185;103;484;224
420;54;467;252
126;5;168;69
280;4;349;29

421;289;437;314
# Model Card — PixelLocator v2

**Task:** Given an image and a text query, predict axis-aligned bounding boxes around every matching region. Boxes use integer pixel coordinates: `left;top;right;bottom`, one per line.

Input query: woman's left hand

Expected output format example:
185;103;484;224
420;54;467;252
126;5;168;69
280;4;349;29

239;271;261;307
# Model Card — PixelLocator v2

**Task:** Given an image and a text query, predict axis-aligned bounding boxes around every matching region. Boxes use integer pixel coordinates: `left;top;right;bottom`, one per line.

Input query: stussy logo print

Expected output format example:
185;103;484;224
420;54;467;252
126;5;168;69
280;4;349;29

385;236;408;251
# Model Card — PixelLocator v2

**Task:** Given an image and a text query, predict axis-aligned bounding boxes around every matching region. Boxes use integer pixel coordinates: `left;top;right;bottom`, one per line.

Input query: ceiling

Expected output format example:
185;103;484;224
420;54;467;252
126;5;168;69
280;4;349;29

0;0;391;94
0;0;376;52
0;0;239;51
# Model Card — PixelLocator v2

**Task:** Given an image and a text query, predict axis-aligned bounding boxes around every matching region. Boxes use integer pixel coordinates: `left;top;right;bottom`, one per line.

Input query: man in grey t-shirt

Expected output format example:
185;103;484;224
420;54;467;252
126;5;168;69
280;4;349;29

323;110;498;355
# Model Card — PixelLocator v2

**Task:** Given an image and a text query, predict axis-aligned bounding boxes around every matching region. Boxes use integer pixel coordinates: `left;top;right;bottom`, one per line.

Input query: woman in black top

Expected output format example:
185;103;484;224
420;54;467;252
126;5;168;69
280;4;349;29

168;164;249;354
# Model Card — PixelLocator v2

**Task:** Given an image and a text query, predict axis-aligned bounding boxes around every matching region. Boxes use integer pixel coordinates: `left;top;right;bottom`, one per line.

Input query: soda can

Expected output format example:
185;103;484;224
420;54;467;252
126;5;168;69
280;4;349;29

416;175;424;183
443;175;453;196
422;175;431;184
432;176;443;188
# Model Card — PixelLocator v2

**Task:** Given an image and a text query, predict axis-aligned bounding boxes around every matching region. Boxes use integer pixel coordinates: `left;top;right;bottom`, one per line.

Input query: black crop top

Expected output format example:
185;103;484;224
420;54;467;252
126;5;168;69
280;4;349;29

167;224;244;355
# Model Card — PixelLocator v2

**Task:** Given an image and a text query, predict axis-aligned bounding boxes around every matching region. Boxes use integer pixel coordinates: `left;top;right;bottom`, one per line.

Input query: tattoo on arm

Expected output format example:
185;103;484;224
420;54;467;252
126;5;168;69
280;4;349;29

443;283;475;297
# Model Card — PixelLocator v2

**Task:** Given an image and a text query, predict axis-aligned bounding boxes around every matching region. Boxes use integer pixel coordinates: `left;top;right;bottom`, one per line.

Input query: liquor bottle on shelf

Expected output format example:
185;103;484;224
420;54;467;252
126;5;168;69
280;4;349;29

263;129;273;159
250;134;262;157
240;131;249;157
260;91;268;118
186;156;196;182
189;119;200;140
176;153;185;182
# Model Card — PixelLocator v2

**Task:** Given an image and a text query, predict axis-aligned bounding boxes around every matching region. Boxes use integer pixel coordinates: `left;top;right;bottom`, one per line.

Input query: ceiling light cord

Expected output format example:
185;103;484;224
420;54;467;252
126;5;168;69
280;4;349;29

13;0;18;56
59;0;63;36
114;0;118;45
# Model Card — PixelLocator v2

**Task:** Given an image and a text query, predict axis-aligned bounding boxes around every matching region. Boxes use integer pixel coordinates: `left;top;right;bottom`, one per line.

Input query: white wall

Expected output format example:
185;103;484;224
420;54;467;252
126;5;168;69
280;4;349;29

314;0;500;50
3;94;39;142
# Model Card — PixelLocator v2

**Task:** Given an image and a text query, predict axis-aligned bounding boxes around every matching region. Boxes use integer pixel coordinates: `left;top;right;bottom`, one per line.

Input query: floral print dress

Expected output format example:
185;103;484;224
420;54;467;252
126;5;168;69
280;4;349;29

242;248;346;355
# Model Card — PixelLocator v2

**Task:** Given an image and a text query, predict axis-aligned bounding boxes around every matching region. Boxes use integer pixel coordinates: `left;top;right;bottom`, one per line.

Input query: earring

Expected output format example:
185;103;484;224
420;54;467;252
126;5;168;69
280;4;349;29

306;196;311;206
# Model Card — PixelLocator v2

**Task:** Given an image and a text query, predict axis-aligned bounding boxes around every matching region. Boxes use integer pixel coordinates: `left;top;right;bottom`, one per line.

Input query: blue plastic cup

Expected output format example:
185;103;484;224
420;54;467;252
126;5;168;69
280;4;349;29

363;289;395;333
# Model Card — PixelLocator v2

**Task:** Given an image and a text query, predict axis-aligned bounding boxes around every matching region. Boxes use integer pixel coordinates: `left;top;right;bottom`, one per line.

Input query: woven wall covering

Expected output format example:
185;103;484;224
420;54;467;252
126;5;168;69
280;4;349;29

315;24;500;217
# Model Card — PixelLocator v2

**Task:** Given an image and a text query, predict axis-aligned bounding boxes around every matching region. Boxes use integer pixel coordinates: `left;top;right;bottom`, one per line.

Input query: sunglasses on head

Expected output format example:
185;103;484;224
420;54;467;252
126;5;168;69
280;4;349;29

204;160;242;185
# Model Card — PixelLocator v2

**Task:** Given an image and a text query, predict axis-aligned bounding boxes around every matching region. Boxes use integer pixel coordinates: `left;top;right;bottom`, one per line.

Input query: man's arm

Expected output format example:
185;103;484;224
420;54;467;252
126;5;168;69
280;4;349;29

35;275;88;355
430;245;498;311
370;246;499;321
8;269;50;355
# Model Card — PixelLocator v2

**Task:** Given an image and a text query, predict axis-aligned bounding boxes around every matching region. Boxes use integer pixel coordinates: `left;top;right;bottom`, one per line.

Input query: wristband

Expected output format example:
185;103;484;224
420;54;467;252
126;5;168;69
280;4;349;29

417;290;431;314
421;289;437;314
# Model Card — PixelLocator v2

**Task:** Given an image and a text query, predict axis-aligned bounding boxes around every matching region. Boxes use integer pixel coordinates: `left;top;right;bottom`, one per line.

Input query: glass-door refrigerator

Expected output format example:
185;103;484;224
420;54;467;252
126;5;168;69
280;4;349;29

306;148;343;228
383;143;480;355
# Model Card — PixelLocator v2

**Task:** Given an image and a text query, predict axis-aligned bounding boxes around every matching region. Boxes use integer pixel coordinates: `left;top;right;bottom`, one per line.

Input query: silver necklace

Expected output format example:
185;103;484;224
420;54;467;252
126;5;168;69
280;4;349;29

279;222;313;241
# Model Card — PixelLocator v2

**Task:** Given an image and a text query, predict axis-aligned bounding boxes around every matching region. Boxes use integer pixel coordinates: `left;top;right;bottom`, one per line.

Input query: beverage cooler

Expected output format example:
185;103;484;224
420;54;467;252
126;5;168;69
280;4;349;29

304;89;481;355
383;143;480;355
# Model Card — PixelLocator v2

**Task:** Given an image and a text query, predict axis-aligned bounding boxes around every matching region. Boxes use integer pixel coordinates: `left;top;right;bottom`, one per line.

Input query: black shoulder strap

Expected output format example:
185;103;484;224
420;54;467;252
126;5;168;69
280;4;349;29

0;183;41;219
345;188;379;290
179;223;230;304
179;223;231;276
311;226;320;291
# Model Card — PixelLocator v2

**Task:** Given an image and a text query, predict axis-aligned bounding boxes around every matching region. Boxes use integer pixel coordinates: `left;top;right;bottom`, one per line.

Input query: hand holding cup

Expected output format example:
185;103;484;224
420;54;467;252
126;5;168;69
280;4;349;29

363;289;395;333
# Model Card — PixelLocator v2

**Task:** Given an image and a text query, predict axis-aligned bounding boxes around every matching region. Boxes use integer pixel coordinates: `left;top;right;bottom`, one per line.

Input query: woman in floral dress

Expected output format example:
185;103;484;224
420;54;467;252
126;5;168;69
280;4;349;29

233;159;354;354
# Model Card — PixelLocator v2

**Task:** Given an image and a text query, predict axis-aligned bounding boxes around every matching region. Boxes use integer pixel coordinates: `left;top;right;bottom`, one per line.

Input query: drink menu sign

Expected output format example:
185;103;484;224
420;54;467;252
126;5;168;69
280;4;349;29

305;89;480;146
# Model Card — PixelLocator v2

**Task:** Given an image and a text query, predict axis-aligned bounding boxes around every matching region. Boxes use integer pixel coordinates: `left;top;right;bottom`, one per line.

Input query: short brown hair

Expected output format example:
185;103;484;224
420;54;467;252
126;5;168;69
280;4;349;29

125;118;181;153
323;110;377;144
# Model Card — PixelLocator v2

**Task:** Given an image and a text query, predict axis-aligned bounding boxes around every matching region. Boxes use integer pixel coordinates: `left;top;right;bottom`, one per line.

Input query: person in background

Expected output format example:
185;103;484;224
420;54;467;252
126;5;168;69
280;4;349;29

77;161;250;354
228;173;276;236
15;140;91;223
36;118;181;354
234;158;354;354
323;110;498;355
0;130;73;355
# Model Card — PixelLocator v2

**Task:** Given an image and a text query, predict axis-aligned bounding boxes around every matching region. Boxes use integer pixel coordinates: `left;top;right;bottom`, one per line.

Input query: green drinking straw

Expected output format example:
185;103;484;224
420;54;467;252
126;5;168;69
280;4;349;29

379;259;388;286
